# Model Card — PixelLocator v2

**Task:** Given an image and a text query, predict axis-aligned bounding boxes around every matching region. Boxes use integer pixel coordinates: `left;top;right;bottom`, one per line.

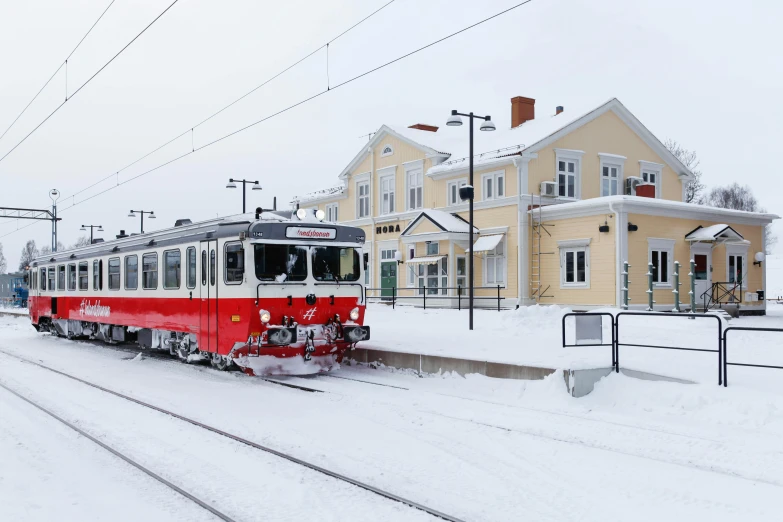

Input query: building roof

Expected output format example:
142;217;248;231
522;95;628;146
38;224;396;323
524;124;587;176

401;209;477;236
685;224;745;242
536;195;780;225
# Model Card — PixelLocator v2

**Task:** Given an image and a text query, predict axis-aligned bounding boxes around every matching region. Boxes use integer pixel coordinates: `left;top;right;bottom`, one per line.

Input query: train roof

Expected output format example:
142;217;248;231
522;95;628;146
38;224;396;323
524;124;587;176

32;211;366;266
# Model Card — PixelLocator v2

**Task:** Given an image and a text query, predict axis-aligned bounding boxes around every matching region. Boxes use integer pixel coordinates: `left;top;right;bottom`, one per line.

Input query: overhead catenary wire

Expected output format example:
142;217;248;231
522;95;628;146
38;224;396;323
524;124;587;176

0;0;180;165
0;0;117;143
0;0;536;241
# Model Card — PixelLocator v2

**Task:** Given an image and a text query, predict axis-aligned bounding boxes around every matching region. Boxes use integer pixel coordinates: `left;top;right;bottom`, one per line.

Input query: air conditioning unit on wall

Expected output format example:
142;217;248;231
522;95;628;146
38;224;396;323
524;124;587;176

625;176;643;195
540;181;557;197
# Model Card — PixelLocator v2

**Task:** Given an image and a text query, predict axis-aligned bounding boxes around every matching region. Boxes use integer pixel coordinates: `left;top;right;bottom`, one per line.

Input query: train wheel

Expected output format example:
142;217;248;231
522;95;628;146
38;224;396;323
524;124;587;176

211;353;232;371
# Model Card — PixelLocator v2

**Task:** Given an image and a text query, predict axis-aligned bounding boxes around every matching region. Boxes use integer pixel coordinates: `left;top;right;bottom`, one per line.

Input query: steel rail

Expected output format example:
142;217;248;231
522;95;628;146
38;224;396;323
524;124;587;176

0;350;466;522
0;379;236;522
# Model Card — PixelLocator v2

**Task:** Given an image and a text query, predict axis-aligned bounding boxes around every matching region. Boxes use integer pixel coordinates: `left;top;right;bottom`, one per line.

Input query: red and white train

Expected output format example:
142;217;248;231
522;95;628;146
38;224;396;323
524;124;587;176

26;208;370;375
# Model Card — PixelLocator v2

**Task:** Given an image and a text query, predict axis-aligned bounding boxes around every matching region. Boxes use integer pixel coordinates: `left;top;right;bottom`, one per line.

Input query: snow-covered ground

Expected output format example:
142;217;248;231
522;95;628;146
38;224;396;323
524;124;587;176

2;314;783;521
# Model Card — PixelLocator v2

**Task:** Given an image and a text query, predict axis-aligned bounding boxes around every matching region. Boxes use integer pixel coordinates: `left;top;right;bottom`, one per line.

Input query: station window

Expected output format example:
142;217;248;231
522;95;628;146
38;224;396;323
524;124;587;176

57;265;65;290
108;258;121;290
40;268;47;291
163;250;181;289
125;255;138;290
143;253;158;290
224;242;244;284
78;262;88;290
186;247;196;289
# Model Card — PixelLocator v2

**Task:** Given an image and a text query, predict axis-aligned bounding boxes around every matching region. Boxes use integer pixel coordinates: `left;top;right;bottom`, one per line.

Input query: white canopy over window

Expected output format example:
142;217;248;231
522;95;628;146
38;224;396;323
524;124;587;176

405;255;445;266
469;234;503;254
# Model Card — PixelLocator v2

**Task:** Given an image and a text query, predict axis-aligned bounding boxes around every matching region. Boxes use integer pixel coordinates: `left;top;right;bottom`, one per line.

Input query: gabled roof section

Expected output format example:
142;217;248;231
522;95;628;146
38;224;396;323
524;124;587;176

401;209;477;236
339;125;450;179
685;224;745;242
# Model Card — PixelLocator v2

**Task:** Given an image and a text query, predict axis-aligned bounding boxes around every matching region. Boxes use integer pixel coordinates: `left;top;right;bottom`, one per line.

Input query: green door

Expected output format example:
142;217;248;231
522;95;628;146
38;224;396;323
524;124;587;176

380;261;397;299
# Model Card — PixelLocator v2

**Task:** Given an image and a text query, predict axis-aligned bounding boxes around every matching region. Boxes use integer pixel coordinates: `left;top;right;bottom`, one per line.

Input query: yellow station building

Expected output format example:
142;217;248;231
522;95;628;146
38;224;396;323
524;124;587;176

294;97;778;314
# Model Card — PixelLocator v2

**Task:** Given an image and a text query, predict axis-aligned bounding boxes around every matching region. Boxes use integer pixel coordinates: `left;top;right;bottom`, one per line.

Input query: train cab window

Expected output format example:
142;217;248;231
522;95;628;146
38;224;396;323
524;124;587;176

142;253;158;289
163;250;181;289
224;242;244;284
48;268;55;291
78;262;88;290
67;264;77;291
108;258;121;290
186;247;196;289
210;250;216;286
57;265;65;290
125;255;138;290
312;247;361;282
93;260;103;290
40;268;46;291
254;244;307;282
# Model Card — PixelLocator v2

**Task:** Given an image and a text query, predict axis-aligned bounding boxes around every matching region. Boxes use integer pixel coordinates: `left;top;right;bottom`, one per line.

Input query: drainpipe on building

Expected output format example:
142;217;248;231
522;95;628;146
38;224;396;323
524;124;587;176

608;200;622;308
514;158;523;308
368;147;376;288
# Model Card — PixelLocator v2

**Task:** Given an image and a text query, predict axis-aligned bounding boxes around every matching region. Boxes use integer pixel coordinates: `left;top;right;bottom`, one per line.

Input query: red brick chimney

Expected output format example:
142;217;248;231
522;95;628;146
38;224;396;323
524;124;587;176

408;123;439;132
511;96;535;128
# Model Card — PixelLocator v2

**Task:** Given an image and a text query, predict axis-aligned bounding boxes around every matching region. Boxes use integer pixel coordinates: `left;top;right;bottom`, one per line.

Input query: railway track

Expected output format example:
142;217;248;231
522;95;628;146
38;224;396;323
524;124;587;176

0;349;465;522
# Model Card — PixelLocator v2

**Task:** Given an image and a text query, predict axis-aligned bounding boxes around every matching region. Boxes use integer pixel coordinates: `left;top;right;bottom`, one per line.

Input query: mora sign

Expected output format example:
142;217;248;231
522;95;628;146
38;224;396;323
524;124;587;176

285;227;336;240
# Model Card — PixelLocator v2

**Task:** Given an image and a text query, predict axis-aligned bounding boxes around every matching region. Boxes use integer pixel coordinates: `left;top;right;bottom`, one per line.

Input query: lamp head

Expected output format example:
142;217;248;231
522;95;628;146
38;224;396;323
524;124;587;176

148;212;156;219
446;110;463;127
480;117;496;131
127;211;135;217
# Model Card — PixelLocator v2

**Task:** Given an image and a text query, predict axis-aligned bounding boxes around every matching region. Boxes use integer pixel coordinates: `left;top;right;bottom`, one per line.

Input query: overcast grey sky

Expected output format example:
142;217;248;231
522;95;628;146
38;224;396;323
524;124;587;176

1;0;781;269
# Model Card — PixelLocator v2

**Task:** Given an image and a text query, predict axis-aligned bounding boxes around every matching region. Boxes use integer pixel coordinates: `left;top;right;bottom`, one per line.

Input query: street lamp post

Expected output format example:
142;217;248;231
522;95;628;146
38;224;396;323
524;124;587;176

445;110;495;330
80;224;103;244
127;210;156;234
226;178;262;214
49;189;60;252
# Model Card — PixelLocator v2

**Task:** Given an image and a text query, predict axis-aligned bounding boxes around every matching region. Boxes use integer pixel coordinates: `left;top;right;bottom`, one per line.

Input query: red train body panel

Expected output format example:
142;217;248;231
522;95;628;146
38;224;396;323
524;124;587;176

26;211;370;375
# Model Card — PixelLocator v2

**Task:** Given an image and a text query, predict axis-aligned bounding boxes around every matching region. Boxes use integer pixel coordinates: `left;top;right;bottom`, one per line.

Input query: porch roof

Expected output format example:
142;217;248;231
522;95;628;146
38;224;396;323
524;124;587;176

406;255;446;266
685;224;744;242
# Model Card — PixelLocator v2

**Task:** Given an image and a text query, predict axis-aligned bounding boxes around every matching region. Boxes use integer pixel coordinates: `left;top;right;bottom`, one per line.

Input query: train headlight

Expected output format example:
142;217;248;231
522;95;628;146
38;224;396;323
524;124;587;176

259;309;271;324
268;328;294;345
296;208;307;220
349;307;360;321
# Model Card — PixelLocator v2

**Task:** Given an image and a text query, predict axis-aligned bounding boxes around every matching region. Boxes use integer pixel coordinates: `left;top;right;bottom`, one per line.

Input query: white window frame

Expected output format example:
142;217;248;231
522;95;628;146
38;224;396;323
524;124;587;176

639;160;663;199
647;238;675;288
325;203;338;223
404;161;424;211
558;238;590;288
726;244;749;289
407;246;416;287
356;180;370;218
599;153;625;197
481;171;505;201
483;238;506;286
447;178;467;206
379;169;395;215
554;149;584;200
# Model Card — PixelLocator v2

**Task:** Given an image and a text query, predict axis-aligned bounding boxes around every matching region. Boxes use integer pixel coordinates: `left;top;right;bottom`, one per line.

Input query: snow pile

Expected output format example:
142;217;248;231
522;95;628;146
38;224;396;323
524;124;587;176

767;254;783;299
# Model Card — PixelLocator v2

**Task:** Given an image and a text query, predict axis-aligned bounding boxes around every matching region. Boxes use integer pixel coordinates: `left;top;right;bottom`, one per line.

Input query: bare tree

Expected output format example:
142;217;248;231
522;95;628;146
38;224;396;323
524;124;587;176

71;236;91;248
0;243;7;274
18;240;39;270
665;138;705;203
40;242;65;257
703;183;777;253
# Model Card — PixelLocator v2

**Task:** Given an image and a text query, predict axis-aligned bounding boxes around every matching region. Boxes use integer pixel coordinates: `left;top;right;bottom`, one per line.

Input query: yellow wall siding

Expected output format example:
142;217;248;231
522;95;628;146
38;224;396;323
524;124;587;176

536;215;616;306
407;218;442;235
528;111;683;202
373;134;429;214
626;214;764;306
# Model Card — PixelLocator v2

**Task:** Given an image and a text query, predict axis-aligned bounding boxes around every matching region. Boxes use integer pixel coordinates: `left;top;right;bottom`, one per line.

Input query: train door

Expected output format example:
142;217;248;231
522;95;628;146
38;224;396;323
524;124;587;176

199;240;218;353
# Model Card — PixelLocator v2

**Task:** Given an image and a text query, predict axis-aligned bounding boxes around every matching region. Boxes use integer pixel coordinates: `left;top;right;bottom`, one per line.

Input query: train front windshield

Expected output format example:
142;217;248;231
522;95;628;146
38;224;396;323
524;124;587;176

312;246;360;282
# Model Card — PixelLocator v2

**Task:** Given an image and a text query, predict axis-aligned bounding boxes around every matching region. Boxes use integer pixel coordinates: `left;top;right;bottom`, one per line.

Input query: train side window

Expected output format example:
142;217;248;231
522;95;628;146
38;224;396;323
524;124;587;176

201;250;207;286
93;260;103;290
48;268;55;291
210;250;216;286
78;262;88;290
67;264;77;291
186;247;196;289
142;253;158;290
108;258;121;290
57;265;65;290
163;249;181;289
125;255;138;290
40;268;46;291
224;242;244;284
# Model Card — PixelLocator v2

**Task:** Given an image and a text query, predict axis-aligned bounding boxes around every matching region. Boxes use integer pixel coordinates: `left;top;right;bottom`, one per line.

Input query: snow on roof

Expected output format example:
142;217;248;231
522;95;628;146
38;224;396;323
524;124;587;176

685;224;744;242
403;208;477;235
536;195;780;223
293;184;345;204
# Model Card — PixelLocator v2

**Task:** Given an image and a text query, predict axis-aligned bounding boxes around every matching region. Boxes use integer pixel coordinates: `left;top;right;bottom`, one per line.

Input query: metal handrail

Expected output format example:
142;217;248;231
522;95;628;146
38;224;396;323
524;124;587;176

366;285;506;311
